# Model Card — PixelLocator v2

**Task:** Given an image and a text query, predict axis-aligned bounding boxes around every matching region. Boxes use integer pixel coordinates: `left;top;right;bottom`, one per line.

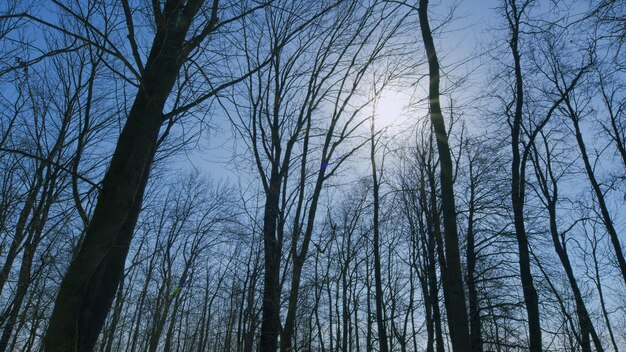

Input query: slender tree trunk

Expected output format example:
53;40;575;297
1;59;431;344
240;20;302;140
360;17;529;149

466;168;483;352
366;258;373;352
0;235;36;352
103;277;125;352
548;207;602;351
163;294;182;352
128;253;156;352
506;2;542;350
567;102;626;286
420;172;445;352
149;258;175;349
598;75;626;168
370;109;389;352
313;253;327;352
416;227;435;352
417;2;471;350
0;165;44;294
244;254;260;352
531;140;603;352
0;166;57;352
590;233;620;352
341;259;350;352
24;285;45;352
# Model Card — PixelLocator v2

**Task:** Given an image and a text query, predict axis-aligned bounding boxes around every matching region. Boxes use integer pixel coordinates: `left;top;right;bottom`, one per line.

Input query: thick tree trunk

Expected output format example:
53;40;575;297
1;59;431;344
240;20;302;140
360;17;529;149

281;173;325;352
418;2;471;350
259;171;282;352
43;4;200;349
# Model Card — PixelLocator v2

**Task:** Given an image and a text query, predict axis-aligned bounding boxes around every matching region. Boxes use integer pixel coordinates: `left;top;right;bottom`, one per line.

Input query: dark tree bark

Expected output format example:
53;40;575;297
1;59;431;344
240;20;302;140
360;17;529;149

0;142;49;295
466;158;484;352
530;136;604;352
420;160;446;352
251;3;402;350
43;1;214;350
259;170;282;352
588;229;620;352
0;170;61;351
400;156;438;352
370;109;389;352
503;1;542;350
564;96;626;286
597;73;626;168
417;1;471;350
102;276;125;352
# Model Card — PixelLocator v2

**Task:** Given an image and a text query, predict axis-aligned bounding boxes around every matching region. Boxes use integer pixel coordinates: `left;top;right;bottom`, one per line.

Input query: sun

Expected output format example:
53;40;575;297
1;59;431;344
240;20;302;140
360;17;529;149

374;89;411;129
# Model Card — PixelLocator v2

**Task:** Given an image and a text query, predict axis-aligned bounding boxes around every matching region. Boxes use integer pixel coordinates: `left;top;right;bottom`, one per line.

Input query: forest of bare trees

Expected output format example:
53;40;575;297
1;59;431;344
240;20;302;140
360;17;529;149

0;0;624;351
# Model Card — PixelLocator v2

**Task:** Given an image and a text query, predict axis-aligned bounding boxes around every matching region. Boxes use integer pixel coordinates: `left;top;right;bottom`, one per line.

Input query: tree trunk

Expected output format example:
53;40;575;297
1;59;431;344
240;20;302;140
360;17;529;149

466;165;483;352
590;232;620;352
531;138;603;352
0;234;36;352
103;277;125;352
506;2;542;350
567;102;626;286
370;114;390;352
0;165;44;294
0;165;58;352
420;170;445;352
548;206;602;351
259;170;282;352
43;3;202;349
418;3;471;350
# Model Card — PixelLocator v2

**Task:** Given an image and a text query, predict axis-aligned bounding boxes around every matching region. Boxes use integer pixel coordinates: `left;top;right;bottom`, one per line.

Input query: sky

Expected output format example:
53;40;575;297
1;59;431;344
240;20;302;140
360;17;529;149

173;0;500;181
156;0;604;199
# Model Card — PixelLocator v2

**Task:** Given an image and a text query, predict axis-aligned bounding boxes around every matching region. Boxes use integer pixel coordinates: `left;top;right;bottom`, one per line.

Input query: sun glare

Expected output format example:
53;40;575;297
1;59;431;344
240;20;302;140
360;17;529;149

374;90;411;129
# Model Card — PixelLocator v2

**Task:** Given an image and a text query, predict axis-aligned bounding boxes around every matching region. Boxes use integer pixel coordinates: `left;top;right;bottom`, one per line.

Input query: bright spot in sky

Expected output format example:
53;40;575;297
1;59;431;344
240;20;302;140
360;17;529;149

374;89;411;129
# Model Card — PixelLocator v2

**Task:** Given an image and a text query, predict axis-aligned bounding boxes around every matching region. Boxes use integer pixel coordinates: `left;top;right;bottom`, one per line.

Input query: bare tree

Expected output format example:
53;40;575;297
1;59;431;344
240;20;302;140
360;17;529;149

529;130;604;352
39;1;271;350
417;1;470;350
